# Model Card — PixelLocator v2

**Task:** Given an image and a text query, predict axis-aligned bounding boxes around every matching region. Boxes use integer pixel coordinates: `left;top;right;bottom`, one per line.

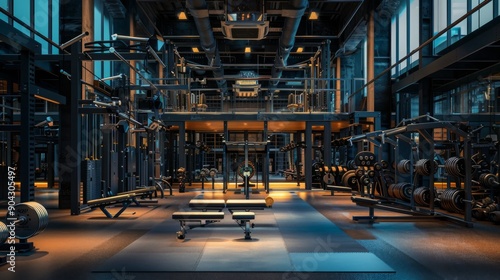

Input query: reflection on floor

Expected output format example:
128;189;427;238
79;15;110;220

1;183;500;280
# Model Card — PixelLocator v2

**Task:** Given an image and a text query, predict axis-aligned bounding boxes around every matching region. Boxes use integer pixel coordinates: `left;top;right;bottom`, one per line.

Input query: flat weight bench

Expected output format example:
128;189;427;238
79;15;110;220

225;199;267;212
172;211;225;240
189;199;226;211
87;193;136;218
326;185;353;196
232;212;256;240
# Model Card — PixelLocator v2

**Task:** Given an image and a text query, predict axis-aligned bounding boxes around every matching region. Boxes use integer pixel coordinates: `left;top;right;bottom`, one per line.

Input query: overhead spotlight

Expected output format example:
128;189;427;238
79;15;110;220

178;11;188;20
308;10;319;20
244;46;251;53
192;47;200;53
296;47;304;53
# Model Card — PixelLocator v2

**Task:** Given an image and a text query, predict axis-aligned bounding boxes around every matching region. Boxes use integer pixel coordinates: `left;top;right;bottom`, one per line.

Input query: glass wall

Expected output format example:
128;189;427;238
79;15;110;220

433;0;499;54
94;0;112;81
0;0;59;54
390;0;420;77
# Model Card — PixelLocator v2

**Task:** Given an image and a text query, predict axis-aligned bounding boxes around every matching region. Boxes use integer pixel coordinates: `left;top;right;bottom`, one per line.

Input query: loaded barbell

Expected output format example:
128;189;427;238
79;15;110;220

1;201;49;241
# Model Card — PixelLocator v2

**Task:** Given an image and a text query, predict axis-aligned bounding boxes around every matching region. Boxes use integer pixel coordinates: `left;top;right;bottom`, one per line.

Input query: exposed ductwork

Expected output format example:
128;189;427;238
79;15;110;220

186;0;228;95
270;0;308;89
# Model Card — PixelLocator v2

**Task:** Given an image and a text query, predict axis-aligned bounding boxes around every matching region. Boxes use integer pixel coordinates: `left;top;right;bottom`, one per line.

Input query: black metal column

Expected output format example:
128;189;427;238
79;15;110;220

264;121;269;193
20;50;36;202
305;123;313;190
47;141;55;189
323;122;332;166
223;121;228;193
59;43;82;214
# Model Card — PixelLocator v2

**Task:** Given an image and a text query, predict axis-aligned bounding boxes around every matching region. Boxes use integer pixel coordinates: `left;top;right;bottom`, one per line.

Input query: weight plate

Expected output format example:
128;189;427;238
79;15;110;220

323;173;335;184
8;201;49;239
0;221;8;244
209;168;218;178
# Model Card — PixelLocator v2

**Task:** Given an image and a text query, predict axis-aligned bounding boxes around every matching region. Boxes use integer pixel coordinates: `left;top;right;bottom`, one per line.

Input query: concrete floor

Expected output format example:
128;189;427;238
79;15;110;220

1;183;500;280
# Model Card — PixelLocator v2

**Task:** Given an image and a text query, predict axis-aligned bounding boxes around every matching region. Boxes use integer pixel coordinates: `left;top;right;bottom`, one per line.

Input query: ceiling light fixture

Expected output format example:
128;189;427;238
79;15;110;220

245;46;251;53
192;47;200;53
178;11;188;20
308;10;319;20
296;47;304;53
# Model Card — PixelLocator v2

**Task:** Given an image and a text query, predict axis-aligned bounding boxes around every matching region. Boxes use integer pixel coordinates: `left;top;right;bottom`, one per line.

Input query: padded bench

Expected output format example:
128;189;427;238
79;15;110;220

117;186;161;204
189;199;226;211
87;193;136;218
326;185;353;196
232;211;256;240
225;199;267;212
172;211;225;240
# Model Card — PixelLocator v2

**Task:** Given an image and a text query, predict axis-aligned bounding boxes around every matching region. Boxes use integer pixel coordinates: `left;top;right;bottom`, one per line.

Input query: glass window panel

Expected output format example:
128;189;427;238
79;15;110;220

391;16;397;76
409;0;419;64
450;0;467;44
35;0;49;54
0;0;8;22
479;0;494;26
94;1;102;41
13;0;31;36
52;0;59;53
471;0;480;32
398;4;407;70
433;0;447;52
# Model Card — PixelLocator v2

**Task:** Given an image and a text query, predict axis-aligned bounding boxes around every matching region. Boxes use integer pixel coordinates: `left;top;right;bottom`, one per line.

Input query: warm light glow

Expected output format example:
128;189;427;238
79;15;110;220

192;47;200;53
309;11;319;20
244;47;251;53
296;47;304;53
178;11;188;20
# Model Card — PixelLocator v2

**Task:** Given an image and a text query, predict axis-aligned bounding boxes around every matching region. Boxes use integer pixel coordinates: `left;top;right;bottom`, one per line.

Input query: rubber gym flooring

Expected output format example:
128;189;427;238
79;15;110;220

1;182;500;280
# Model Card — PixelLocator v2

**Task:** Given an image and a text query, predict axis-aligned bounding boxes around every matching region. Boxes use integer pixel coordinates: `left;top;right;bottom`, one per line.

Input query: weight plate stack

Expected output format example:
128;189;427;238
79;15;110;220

440;189;465;213
396;159;411;174
341;170;358;192
8;201;49;239
415;159;438;176
209;168;218;178
388;182;413;201
413;186;431;207
444;157;466;178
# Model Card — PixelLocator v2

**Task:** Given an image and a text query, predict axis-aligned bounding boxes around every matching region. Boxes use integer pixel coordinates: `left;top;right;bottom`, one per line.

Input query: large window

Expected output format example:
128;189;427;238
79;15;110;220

0;0;8;22
94;0;112;81
390;0;420;77
1;0;59;54
434;0;499;54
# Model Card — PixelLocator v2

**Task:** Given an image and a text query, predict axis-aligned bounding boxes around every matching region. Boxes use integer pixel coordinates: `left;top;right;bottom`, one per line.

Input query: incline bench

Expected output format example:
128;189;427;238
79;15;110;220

172;198;270;240
86;186;163;218
87;194;136;218
326;185;353;196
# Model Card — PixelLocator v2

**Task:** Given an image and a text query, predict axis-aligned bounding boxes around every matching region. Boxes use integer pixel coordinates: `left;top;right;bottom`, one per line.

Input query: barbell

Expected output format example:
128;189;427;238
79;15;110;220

1;201;49;242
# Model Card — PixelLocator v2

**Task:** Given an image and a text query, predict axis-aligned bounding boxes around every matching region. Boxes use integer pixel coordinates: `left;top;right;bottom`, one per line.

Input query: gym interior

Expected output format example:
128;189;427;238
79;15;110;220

1;0;500;279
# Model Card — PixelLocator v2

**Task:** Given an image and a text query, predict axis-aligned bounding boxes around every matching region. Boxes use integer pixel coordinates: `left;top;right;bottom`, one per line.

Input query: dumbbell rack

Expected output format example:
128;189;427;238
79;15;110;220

349;118;474;227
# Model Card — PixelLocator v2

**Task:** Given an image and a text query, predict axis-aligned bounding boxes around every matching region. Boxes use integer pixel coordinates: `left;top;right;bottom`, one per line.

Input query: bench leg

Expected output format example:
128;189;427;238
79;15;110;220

235;219;253;240
113;201;132;218
177;221;187;239
98;205;113;219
